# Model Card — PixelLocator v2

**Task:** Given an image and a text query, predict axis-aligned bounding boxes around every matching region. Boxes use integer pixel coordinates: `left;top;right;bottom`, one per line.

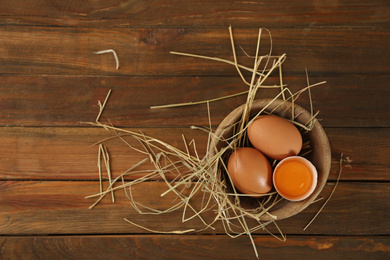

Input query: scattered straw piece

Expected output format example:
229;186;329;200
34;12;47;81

101;145;115;203
303;153;352;230
98;144;103;194
150;85;286;109
124;218;195;234
96;89;112;124
94;49;120;70
279;62;286;100
229;25;250;86
170;51;265;77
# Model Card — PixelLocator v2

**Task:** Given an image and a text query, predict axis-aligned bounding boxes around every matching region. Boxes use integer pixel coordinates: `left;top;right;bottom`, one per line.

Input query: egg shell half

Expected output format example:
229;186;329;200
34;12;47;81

247;115;303;160
273;156;318;201
227;147;273;197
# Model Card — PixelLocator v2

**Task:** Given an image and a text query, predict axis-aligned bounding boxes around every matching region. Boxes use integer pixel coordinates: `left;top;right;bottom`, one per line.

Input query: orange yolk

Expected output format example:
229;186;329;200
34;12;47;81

274;159;313;198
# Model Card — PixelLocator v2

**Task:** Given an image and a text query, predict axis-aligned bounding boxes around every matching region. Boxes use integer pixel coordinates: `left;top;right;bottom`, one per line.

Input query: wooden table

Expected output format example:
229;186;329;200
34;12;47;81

1;1;389;259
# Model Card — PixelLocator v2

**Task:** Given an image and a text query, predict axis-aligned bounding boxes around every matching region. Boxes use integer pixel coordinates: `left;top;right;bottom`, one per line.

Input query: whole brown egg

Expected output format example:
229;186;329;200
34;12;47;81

247;115;302;160
227;147;273;196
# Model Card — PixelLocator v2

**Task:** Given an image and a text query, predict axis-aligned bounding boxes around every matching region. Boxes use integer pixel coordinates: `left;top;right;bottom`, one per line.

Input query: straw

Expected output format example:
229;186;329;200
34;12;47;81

94;49;119;70
86;27;329;259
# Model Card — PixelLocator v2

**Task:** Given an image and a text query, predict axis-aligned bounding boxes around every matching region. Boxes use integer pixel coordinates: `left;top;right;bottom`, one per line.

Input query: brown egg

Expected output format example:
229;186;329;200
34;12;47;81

227;147;273;196
247;115;302;160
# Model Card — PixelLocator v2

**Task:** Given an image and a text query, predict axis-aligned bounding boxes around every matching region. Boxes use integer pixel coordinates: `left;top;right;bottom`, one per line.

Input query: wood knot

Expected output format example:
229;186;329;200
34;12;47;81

141;28;186;48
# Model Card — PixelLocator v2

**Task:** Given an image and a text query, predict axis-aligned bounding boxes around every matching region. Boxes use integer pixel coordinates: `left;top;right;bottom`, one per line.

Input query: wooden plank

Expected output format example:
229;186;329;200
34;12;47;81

0;0;389;28
0;127;203;180
0;75;388;127
0;27;389;76
1;181;389;235
0;127;388;181
1;235;389;260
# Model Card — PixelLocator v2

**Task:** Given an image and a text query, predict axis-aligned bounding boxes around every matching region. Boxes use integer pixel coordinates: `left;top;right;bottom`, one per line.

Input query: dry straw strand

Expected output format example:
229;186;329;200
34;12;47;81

303;154;351;230
94;49;119;70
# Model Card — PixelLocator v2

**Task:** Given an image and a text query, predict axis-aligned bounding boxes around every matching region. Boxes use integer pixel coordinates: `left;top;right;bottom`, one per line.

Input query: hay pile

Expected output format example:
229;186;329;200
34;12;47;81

86;27;332;258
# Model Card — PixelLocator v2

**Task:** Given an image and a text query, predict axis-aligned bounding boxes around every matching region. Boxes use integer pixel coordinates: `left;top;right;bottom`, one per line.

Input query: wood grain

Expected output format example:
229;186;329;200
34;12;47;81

0;0;388;258
1;181;389;236
0;75;388;127
1;235;389;260
0;127;388;181
0;27;388;76
0;0;389;28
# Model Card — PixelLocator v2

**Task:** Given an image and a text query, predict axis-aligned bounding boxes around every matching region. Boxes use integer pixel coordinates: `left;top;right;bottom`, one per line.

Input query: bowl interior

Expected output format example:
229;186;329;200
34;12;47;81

209;99;331;221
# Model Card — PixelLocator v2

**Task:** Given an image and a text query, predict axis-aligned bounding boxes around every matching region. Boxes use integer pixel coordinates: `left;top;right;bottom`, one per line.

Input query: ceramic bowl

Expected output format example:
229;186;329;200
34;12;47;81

209;99;331;221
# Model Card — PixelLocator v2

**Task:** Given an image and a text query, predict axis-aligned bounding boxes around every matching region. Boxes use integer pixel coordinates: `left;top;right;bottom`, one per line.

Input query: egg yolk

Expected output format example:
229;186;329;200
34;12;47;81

274;159;313;198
